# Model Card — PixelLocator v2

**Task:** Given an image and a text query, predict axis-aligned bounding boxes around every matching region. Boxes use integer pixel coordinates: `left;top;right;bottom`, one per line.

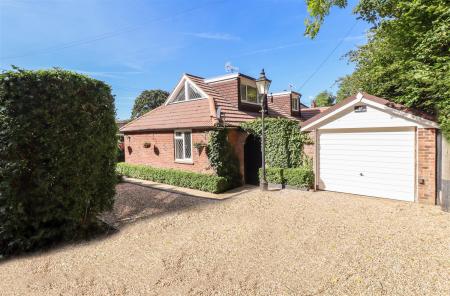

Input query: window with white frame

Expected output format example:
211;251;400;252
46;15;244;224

172;81;204;103
291;96;299;111
174;130;192;162
240;84;260;104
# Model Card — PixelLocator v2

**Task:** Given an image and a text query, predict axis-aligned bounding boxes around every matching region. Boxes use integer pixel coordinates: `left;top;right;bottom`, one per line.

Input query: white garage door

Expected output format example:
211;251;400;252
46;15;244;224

319;129;415;201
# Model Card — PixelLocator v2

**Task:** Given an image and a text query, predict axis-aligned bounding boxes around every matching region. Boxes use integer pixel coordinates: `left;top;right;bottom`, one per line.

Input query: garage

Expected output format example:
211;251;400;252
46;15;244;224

318;128;415;201
301;92;440;203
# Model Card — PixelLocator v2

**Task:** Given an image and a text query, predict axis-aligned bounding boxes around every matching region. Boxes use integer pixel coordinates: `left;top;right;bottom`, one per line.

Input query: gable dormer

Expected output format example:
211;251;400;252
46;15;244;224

270;91;302;117
166;75;208;105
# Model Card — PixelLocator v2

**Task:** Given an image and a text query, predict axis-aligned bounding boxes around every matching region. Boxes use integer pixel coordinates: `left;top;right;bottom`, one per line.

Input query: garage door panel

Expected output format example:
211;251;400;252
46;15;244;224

319;129;415;201
320;156;413;165
320;170;414;182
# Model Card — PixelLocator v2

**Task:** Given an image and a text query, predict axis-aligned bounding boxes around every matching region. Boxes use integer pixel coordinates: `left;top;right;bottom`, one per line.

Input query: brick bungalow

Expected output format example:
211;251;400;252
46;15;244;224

120;72;323;185
121;73;443;204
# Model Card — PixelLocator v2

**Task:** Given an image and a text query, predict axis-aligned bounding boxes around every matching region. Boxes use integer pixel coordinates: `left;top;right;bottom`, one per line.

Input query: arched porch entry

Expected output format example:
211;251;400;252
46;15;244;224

244;134;262;185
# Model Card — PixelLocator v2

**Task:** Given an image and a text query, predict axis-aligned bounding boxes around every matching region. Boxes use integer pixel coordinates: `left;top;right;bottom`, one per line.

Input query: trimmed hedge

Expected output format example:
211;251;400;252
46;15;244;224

259;166;314;188
284;167;314;188
0;68;117;256
116;162;229;193
259;167;283;184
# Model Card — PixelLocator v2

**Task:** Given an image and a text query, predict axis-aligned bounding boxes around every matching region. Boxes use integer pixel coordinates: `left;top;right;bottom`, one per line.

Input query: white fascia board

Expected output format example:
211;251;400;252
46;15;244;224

164;75;187;105
301;97;360;131
165;74;209;105
204;73;239;83
360;98;439;129
301;92;439;131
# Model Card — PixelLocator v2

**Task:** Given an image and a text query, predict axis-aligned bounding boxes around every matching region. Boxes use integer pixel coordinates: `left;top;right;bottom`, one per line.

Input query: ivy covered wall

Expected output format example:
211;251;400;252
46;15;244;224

241;118;312;168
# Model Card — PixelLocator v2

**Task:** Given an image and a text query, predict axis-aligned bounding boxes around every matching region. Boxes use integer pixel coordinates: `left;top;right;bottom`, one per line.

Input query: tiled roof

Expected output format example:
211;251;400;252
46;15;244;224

121;72;322;132
300;107;329;123
120;98;214;132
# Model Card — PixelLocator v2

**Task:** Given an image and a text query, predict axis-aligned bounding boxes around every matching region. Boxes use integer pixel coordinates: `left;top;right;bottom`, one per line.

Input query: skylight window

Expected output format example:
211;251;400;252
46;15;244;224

170;80;205;104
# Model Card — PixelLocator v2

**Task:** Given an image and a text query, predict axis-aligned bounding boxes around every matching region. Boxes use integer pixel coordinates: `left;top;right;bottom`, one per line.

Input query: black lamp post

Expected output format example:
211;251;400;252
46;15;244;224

255;69;271;191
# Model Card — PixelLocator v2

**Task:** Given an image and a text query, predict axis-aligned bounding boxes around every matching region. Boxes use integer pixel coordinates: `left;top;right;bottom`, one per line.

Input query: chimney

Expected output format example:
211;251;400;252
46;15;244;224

311;100;317;108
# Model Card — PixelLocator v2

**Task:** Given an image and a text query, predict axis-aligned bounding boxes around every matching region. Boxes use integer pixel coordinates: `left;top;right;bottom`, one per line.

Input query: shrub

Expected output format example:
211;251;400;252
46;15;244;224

284;167;314;189
259;167;284;184
116;163;229;193
0;68;117;256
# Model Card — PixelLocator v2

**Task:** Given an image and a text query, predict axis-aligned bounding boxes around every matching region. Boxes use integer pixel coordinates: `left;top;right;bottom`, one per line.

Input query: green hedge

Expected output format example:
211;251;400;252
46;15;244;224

116;162;229;193
284;167;314;188
259;166;314;188
259;167;284;184
0;68;117;256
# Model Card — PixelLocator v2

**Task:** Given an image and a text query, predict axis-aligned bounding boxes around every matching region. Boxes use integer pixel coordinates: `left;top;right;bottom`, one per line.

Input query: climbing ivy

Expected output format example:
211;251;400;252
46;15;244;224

241;118;312;168
207;128;241;187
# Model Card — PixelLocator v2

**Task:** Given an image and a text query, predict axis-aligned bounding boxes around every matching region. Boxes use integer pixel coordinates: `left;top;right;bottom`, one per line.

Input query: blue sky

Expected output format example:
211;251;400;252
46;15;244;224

0;0;369;119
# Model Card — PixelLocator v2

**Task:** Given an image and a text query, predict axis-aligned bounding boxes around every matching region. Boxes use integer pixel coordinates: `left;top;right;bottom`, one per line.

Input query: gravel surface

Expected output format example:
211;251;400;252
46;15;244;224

1;182;449;295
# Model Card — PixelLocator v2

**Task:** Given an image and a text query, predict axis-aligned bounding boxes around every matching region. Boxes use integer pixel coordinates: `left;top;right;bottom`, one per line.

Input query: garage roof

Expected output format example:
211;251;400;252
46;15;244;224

301;92;439;131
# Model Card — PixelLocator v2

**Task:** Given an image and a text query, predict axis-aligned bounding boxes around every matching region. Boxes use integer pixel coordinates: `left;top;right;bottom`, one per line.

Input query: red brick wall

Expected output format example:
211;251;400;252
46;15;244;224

124;130;213;174
227;129;248;183
417;128;437;204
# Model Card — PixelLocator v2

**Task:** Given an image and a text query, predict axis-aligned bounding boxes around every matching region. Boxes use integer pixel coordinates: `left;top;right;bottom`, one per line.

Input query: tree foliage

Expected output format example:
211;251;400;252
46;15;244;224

131;89;169;119
0;68;117;256
305;0;450;139
314;90;335;106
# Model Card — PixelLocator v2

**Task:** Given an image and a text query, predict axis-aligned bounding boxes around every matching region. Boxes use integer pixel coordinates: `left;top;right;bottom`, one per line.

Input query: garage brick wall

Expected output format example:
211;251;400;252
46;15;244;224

417;128;437;204
124;130;213;174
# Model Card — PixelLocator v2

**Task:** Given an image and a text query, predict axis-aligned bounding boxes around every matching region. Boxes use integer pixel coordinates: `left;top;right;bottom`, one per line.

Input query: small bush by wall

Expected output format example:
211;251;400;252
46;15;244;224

259;167;284;184
284;167;314;188
117;163;229;193
259;166;314;189
0;68;117;256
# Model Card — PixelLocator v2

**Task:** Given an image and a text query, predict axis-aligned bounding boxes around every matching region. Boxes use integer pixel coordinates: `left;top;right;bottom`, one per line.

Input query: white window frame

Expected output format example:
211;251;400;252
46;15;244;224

291;95;299;111
240;84;260;105
174;130;193;163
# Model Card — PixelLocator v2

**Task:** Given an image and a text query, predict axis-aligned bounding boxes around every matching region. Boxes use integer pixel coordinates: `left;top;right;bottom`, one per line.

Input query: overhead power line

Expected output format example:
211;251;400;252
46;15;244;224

298;20;359;90
1;0;227;60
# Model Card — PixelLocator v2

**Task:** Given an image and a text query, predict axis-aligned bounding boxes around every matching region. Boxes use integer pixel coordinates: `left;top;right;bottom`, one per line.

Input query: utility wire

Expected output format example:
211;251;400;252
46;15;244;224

298;20;359;90
1;0;227;60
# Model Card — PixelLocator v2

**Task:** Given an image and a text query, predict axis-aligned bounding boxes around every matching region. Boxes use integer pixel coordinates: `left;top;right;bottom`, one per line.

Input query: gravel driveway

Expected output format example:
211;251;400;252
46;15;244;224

1;182;449;295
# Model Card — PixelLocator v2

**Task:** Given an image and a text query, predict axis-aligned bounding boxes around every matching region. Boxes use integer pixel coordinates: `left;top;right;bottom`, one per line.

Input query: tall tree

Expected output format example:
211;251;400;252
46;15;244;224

313;90;335;107
131;89;169;119
304;0;450;140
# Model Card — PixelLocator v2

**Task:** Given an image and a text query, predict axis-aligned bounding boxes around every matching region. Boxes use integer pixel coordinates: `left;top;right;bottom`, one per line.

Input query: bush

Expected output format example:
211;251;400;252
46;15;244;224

116;163;229;193
284;167;314;189
0;68;117;256
259;167;284;184
259;166;314;189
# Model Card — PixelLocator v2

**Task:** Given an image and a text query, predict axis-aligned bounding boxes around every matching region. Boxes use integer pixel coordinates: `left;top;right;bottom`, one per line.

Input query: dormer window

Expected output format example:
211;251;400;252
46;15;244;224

240;84;260;104
291;96;299;111
171;80;205;103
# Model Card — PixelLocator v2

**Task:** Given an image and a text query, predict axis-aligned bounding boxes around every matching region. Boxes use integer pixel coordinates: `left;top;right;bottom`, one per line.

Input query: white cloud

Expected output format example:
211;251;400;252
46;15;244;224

185;32;240;41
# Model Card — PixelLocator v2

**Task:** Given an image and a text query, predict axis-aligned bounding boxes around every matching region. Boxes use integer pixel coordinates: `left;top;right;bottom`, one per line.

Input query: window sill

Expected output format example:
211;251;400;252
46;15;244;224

175;160;194;165
241;100;261;105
